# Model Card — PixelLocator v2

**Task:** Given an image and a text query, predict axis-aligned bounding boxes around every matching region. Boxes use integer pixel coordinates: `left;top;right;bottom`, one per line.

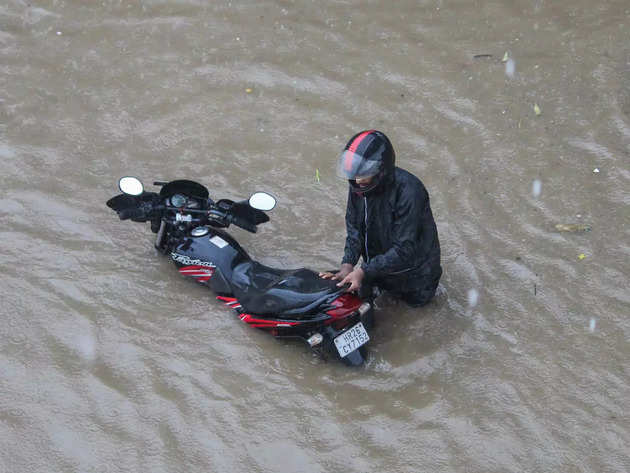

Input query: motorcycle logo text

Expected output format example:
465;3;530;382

171;253;216;268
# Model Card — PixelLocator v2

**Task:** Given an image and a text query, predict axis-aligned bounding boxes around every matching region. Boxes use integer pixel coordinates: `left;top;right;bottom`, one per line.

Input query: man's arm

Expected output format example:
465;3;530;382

360;185;429;279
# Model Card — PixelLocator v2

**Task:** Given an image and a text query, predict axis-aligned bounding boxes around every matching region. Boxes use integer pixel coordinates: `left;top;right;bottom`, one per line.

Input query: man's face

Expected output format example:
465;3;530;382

355;175;374;188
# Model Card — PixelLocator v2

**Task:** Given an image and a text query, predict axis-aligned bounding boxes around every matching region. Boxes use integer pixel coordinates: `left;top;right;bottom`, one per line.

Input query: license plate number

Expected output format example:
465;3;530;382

334;322;370;358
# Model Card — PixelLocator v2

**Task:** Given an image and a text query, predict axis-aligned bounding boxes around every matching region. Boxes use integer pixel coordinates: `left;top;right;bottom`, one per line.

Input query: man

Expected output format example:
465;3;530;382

320;130;442;307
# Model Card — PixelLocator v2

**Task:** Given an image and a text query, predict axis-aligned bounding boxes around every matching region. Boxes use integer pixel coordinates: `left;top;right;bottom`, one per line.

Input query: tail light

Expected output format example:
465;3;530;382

307;333;324;347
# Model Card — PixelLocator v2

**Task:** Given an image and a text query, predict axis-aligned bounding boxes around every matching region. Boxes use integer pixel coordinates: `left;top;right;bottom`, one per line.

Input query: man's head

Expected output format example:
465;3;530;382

337;130;395;194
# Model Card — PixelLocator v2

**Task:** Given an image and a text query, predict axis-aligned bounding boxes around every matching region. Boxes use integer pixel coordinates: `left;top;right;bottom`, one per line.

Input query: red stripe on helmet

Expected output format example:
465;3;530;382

344;130;375;172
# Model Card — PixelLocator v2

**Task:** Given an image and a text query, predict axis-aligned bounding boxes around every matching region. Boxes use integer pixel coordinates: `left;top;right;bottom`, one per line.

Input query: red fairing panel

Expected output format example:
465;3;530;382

239;313;299;328
216;296;298;328
326;294;362;318
179;265;215;282
217;295;242;310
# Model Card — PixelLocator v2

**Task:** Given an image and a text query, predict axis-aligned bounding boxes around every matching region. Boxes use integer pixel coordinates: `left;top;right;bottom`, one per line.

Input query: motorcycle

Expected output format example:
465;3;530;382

106;177;374;365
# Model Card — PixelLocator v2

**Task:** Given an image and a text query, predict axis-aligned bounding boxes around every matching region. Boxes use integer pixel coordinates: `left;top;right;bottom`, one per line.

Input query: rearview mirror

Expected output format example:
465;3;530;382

249;192;276;211
119;176;144;196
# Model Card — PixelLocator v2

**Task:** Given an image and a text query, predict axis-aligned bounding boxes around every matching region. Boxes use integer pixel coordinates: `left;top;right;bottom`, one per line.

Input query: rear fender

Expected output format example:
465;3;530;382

343;346;367;366
322;325;368;367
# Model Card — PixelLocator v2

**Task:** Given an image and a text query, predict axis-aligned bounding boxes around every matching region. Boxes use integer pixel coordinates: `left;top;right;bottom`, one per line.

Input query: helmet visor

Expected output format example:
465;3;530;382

336;150;381;180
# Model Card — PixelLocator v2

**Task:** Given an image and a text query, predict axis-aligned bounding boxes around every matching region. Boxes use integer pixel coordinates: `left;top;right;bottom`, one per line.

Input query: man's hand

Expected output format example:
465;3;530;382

336;267;365;292
319;263;354;281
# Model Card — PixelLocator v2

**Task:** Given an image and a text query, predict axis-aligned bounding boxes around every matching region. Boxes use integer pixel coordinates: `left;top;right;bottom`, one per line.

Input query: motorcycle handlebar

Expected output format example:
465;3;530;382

119;208;146;220
228;214;258;233
117;201;258;232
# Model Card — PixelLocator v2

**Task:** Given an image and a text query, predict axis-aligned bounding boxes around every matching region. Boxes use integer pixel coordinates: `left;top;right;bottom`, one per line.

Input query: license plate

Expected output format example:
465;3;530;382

334;322;370;358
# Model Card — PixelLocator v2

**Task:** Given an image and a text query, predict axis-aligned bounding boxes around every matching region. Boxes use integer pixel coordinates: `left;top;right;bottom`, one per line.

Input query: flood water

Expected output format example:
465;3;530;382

2;1;629;472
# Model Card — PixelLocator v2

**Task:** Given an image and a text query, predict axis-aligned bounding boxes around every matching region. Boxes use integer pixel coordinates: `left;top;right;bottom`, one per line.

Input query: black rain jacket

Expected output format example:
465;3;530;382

341;167;441;293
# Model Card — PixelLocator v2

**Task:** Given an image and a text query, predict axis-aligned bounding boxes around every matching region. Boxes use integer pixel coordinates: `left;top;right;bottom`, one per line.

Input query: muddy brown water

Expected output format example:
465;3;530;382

1;1;629;472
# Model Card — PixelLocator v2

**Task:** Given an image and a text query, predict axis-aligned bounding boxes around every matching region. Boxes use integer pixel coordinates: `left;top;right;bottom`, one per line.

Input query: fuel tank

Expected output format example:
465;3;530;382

170;225;250;295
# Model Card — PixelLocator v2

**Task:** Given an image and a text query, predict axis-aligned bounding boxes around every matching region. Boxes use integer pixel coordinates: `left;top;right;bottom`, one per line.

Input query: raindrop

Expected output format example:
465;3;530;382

505;58;515;78
589;318;596;332
467;289;479;307
76;334;96;361
532;179;542;197
56;31;62;35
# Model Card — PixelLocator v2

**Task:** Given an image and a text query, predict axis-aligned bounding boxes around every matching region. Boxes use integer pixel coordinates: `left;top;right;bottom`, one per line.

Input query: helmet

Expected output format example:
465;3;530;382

337;130;395;193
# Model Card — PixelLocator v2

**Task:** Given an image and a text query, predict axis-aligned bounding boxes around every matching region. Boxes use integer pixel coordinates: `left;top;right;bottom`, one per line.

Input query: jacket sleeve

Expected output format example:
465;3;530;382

361;185;429;279
341;189;363;266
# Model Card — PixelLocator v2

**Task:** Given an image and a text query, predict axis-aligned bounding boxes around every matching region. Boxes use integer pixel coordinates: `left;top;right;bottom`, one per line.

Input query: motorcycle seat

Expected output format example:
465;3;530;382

229;261;343;317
